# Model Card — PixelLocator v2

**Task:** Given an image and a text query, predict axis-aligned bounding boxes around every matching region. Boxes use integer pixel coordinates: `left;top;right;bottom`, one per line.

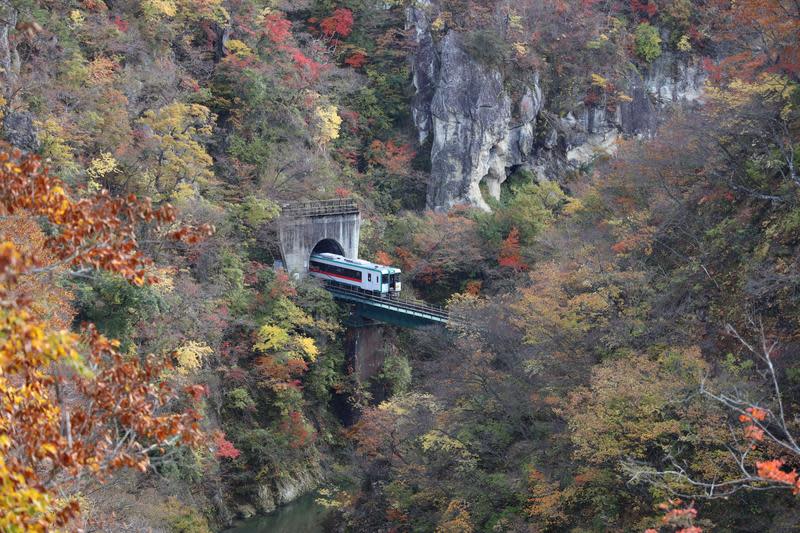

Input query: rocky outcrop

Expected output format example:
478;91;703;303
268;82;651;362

427;32;511;210
416;28;543;211
408;2;438;146
406;3;547;210
2;110;40;152
407;4;704;211
253;463;322;514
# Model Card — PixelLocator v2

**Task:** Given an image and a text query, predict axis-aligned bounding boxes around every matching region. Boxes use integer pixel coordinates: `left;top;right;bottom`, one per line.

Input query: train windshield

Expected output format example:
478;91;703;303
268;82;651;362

381;273;388;284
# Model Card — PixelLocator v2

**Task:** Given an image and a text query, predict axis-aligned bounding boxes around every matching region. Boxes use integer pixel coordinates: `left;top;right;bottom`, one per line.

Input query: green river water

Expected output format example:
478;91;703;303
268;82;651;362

225;492;330;533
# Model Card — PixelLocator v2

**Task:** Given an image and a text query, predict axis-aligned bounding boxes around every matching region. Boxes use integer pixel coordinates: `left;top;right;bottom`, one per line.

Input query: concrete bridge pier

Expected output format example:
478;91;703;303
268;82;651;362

345;321;386;384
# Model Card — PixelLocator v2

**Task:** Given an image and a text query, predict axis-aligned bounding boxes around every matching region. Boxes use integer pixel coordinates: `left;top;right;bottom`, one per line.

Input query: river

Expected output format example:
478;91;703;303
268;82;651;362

225;492;331;533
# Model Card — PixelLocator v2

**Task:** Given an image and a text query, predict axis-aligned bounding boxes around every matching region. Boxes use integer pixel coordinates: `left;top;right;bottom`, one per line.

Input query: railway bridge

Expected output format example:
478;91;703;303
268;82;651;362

277;199;455;329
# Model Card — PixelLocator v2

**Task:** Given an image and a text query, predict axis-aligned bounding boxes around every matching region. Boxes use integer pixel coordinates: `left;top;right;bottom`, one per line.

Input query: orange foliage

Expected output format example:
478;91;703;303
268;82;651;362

464;280;482;295
756;460;800;493
368;139;415;175
498;227;527;270
0;149;212;286
0;149;208;529
345;51;367;68
704;0;800;82
374;250;393;266
647;499;702;533
0;214;73;329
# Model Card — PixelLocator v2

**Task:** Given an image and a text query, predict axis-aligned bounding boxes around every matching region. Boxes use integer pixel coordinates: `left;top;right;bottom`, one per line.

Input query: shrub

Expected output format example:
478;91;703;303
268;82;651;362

379;352;412;395
634;23;662;63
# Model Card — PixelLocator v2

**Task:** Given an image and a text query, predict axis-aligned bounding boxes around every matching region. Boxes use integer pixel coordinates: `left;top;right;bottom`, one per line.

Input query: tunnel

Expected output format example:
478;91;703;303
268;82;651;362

311;238;345;256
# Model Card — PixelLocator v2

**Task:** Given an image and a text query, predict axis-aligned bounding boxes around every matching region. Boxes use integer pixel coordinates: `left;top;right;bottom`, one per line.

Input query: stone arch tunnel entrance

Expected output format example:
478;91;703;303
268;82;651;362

311;238;345;256
277;199;361;276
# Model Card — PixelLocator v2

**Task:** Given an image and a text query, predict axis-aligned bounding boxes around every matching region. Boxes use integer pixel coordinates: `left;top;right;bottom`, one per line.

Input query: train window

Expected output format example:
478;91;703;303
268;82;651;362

310;260;362;281
367;273;371;282
382;274;388;284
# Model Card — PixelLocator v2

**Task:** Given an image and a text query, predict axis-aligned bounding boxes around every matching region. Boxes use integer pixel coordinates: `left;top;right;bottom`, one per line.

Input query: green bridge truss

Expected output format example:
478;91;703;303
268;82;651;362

322;282;455;329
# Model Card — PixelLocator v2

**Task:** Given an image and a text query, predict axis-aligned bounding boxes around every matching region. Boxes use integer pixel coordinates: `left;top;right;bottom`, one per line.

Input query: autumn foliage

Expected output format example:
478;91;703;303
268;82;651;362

0;149;209;529
320;8;354;40
498;227;526;270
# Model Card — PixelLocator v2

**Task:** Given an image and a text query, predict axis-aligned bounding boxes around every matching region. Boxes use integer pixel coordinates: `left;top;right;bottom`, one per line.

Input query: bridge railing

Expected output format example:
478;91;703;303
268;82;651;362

281;198;359;218
321;281;459;322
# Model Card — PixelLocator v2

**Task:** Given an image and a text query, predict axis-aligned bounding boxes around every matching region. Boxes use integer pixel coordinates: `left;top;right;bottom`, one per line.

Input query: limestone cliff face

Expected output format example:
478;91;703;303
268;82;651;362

407;5;704;211
409;8;543;211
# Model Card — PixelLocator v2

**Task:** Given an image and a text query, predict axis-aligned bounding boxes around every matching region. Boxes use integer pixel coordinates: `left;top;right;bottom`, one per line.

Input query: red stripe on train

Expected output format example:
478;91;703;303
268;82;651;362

309;268;362;283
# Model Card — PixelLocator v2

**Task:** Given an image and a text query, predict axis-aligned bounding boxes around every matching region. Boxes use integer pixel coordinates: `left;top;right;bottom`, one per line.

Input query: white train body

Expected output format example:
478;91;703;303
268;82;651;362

309;253;401;295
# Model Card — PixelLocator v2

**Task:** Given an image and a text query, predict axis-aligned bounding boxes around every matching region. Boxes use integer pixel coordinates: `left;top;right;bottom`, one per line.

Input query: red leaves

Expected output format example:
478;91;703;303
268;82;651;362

214;431;241;459
699;0;800;82
344;51;367;69
290;49;322;81
368;139;415;175
374;250;393;266
630;0;657;18
739;406;768;442
279;410;315;448
185;384;209;402
263;12;292;45
320;8;353;39
743;406;768;421
498;227;527;270
268;269;297;298
109;15;128;32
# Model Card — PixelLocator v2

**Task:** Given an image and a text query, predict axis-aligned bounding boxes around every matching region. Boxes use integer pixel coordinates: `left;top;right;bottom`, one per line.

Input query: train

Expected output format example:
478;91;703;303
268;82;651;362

309;253;401;296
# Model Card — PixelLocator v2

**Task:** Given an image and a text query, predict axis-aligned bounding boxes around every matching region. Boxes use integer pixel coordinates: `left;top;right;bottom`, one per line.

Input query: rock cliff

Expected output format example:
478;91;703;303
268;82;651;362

407;5;704;211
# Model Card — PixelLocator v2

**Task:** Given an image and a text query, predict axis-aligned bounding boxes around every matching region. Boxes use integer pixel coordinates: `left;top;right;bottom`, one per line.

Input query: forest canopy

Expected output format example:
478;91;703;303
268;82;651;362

0;0;799;531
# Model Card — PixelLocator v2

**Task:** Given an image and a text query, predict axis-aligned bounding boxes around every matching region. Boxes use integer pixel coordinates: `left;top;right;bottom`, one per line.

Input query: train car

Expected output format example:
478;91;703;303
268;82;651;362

309;253;401;295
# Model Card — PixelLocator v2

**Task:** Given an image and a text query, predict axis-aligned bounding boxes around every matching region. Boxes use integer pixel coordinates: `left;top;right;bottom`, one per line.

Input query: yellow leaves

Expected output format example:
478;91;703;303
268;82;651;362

69;9;85;26
35;118;79;178
174;340;213;375
254;324;290;353
566;347;711;466
590;73;608;87
149;266;176;295
137;103;215;196
562;197;584;215
176;0;229;24
677;34;692;52
705;74;797;118
295;336;318;361
225;39;253;58
420;430;465;453
143;0;177;18
254;324;318;363
38;443;57;458
87;152;120;180
511;42;529;58
420;430;476;471
430;15;445;32
0;151;207;529
586;33;610;50
0;452;59;532
313;104;342;147
435;499;474;533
